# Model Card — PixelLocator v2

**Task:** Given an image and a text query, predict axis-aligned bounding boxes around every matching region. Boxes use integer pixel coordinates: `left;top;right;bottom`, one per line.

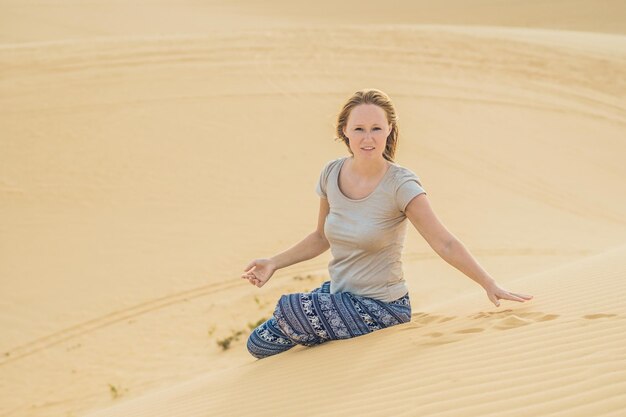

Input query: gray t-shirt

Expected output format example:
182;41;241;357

316;156;427;302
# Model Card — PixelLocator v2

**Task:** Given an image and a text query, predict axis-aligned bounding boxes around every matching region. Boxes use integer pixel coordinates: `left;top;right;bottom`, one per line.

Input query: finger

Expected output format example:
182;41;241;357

503;292;529;302
243;260;256;272
510;292;534;299
488;293;500;307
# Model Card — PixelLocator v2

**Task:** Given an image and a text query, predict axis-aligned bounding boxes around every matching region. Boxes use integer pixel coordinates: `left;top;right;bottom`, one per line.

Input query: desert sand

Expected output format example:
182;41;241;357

1;1;625;416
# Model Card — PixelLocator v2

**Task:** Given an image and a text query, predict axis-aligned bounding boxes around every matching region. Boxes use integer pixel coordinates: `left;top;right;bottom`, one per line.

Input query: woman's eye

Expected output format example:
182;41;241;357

355;128;362;131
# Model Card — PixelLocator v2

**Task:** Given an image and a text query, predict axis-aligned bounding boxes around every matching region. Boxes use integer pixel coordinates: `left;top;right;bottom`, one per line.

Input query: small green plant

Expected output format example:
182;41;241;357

216;329;245;351
293;274;315;281
248;317;267;329
253;295;269;309
207;324;217;336
108;383;128;399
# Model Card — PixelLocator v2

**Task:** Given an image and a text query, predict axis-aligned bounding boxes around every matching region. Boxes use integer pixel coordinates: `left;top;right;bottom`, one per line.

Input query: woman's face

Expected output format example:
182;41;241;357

342;104;392;160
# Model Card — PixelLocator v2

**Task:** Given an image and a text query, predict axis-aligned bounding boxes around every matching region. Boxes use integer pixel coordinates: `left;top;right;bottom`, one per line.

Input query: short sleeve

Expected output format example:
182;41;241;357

315;160;333;199
396;170;426;213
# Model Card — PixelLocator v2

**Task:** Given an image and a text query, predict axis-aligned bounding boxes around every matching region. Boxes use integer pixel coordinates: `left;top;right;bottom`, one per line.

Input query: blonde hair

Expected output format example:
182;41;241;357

334;88;399;162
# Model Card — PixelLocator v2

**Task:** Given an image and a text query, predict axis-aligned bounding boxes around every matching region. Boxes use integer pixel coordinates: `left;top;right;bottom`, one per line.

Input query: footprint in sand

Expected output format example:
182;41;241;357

411;312;456;325
406;310;560;347
401;314;458;344
417;331;459;346
396;314;456;333
469;310;560;330
454;327;485;334
582;313;618;319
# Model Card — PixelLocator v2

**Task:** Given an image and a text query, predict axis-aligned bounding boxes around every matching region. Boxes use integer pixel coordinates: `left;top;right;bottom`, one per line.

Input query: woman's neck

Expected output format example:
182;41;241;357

348;156;390;178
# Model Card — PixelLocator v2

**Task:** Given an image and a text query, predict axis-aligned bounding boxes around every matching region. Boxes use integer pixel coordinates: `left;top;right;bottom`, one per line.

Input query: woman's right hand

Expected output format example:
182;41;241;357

241;258;277;288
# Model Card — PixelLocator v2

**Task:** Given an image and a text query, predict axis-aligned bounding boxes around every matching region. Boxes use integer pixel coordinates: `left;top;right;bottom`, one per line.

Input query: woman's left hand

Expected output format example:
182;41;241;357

483;281;533;307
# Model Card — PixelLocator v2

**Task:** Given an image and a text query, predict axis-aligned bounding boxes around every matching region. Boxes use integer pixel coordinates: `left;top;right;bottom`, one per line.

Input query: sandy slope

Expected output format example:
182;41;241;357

1;2;626;417
85;243;626;417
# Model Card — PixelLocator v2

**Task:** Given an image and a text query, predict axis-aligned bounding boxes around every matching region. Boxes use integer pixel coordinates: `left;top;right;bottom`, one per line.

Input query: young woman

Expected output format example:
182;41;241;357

243;88;533;359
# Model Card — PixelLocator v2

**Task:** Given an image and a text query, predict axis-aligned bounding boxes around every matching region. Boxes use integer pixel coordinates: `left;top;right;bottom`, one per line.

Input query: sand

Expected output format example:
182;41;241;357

1;1;625;416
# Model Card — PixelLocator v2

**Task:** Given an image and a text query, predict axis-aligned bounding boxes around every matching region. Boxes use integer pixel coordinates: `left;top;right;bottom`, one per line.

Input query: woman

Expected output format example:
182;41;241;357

243;88;533;359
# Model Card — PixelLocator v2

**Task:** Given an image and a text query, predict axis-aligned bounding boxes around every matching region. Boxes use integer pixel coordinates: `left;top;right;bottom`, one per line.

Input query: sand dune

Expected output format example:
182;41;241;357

1;2;626;417
2;0;626;43
84;243;626;417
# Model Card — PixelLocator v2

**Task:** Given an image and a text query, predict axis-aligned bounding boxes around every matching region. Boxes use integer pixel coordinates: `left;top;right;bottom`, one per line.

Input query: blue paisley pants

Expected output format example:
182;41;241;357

247;280;412;359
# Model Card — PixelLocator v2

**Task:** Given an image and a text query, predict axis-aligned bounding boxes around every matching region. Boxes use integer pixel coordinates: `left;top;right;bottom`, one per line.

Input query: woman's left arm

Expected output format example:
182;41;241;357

404;194;533;307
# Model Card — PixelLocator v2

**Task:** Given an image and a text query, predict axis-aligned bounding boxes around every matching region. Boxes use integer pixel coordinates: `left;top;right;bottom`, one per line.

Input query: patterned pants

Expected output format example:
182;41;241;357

247;280;412;359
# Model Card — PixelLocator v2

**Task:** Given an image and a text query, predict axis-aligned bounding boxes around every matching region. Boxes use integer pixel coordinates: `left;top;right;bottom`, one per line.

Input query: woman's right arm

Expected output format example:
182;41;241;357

271;197;330;269
241;198;330;287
